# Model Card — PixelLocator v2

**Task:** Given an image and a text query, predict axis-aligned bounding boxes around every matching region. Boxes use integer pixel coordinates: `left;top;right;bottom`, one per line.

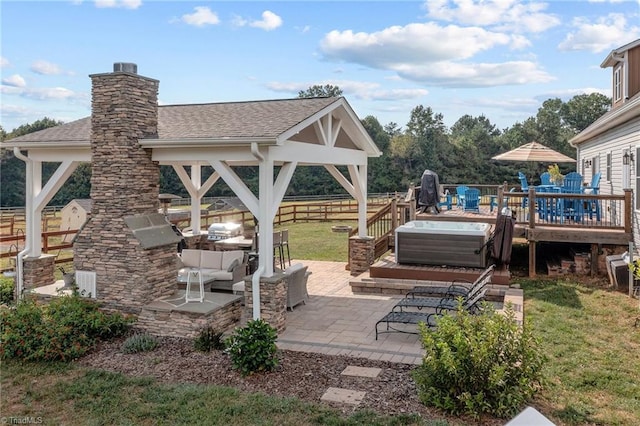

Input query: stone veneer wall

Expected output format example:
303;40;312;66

137;301;242;338
22;255;56;290
349;236;375;276
242;275;287;332
73;69;177;314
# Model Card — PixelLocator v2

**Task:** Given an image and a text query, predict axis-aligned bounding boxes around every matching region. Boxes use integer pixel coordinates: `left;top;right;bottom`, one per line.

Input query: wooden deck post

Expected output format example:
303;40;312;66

528;187;536;229
624;189;632;234
529;240;537;278
497;184;505;215
391;198;398;230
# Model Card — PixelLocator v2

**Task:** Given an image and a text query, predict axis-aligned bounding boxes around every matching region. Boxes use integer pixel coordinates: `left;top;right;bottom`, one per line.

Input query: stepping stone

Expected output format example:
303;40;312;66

341;366;382;378
321;387;366;406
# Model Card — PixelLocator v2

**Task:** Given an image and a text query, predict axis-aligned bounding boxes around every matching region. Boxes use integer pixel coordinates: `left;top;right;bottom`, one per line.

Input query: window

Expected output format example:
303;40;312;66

606;152;612;182
592;155;600;174
614;66;622;102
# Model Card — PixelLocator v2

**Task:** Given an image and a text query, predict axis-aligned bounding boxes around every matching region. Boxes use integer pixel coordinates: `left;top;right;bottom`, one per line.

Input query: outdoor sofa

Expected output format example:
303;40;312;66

178;249;247;295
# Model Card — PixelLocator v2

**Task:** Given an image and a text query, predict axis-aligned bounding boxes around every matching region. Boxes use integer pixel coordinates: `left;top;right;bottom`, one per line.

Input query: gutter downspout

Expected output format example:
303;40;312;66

250;142;265;320
12;147;32;300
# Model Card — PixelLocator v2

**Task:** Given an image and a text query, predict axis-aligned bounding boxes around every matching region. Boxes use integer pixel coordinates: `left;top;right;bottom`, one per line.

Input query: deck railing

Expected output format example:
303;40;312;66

497;187;631;232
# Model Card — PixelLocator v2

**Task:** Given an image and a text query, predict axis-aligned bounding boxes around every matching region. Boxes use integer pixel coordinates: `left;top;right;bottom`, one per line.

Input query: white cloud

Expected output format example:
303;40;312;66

538;87;611;100
320;22;551;87
95;0;141;9
424;0;560;33
396;60;554;87
30;60;63;75
0;57;9;68
321;23;512;67
0;83;86;102
2;74;26;88
265;79;428;101
234;10;283;31
250;11;282;31
558;13;640;53
180;6;220;27
23;87;78;100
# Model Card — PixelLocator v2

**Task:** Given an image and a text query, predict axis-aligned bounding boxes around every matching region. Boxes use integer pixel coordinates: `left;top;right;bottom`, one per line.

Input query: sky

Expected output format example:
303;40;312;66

1;0;640;133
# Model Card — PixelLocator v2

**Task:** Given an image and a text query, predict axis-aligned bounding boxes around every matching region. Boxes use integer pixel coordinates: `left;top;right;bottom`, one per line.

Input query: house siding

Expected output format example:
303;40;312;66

577;116;640;245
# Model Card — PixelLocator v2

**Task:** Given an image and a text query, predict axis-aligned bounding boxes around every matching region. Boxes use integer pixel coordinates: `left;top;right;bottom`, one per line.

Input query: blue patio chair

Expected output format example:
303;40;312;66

518;172;529;208
438;191;453;210
562;172;583;193
463;188;481;213
456;185;469;208
540;172;551;186
584;172;601;221
536;186;563;223
561;172;585;222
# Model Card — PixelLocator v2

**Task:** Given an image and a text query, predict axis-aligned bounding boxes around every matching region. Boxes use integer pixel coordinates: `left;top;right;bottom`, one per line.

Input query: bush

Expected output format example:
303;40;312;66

0;295;134;361
0;275;15;305
194;326;225;352
122;333;159;354
225;319;278;376
412;302;545;419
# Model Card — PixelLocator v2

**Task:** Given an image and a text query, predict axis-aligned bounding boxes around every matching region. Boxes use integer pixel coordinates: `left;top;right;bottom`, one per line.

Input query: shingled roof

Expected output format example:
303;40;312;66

3;97;339;146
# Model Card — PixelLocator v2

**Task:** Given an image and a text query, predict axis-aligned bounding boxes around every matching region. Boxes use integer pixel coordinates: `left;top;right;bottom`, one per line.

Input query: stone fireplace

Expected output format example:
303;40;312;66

73;63;180;313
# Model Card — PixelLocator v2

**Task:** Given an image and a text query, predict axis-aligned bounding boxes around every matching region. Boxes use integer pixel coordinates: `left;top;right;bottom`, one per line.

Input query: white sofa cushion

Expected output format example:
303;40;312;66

200;250;224;270
181;249;201;268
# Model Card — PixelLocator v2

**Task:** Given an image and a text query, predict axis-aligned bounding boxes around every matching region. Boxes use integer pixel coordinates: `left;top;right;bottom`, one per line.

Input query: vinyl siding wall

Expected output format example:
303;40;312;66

577;116;640;245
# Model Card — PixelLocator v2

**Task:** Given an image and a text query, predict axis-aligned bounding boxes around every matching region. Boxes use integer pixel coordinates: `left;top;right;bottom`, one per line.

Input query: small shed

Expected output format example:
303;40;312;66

60;199;92;231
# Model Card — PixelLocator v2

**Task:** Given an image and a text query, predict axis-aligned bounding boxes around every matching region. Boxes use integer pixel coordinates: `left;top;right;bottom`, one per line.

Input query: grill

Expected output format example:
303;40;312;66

207;222;244;241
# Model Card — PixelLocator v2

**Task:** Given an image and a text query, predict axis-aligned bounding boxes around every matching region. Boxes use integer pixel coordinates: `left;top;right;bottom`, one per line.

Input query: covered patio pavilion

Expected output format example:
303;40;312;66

3;63;382;326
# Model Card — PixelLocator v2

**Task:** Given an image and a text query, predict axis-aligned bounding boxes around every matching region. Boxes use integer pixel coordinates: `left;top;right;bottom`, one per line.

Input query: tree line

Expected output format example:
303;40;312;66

0;89;610;207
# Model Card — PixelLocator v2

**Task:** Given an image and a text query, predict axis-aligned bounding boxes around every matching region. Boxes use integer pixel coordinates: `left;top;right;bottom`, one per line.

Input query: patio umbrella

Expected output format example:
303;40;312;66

492;141;576;184
492;141;576;163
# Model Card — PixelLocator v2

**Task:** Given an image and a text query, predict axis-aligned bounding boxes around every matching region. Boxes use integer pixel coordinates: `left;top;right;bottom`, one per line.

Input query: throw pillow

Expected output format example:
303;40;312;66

226;258;240;272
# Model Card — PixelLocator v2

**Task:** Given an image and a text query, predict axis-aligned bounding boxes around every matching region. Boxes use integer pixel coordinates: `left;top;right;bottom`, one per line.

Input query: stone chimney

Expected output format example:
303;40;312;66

74;63;179;313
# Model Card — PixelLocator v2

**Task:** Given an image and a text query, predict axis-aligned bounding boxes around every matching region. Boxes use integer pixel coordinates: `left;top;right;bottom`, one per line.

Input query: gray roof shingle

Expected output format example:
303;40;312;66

4;97;339;145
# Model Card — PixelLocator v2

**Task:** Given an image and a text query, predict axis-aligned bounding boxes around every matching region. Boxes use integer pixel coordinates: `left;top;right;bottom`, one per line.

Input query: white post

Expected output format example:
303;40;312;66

191;165;202;235
358;164;368;237
29;160;43;257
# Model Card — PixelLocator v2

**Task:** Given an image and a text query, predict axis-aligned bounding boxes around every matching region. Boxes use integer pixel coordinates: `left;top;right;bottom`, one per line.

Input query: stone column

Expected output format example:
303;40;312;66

22;255;56;291
349;236;375;276
242;274;287;332
73;64;178;314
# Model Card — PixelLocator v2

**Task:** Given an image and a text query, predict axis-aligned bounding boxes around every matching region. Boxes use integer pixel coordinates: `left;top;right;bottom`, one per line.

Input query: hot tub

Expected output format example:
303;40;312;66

395;221;490;268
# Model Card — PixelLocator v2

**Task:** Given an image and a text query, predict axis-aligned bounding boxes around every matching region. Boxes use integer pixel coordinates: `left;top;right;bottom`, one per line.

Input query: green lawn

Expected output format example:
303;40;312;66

520;277;640;425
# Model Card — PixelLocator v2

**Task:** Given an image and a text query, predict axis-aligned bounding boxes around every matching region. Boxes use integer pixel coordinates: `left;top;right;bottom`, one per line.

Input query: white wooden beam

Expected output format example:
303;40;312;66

209;159;259;217
270;161;298;219
34;160;79;212
270;142;367;165
324;165;356;199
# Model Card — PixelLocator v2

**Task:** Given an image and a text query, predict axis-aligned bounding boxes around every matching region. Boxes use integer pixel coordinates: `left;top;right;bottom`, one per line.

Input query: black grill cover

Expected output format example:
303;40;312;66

418;169;440;212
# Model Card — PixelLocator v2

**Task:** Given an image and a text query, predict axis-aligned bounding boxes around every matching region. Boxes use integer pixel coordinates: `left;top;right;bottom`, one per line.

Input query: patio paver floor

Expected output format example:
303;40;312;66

278;260;424;365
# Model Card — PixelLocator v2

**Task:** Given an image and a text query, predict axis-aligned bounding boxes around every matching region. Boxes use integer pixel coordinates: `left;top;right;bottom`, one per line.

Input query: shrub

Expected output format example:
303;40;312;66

0;295;134;361
412;302;545;419
225;319;278;376
0;275;15;305
194;326;225;352
122;333;159;354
